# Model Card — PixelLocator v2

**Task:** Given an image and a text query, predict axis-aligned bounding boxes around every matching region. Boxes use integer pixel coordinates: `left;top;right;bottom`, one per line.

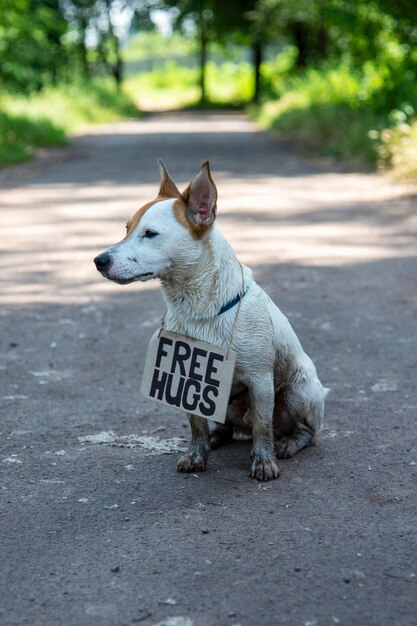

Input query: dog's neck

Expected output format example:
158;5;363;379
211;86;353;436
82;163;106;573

160;228;251;322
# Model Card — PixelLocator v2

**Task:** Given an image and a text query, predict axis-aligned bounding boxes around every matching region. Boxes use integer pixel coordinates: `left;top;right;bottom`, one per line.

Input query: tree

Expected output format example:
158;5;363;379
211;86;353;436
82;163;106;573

0;0;68;91
248;0;331;71
209;0;263;103
160;1;214;103
61;0;97;79
161;0;267;103
62;0;155;87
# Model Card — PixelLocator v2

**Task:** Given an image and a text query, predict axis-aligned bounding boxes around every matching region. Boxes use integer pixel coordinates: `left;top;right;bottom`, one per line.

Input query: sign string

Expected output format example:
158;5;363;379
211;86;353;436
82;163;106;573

226;262;245;358
158;262;245;359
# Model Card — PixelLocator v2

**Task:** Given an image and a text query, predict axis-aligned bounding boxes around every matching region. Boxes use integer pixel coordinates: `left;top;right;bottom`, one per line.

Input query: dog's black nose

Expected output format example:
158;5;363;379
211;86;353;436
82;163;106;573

94;253;110;271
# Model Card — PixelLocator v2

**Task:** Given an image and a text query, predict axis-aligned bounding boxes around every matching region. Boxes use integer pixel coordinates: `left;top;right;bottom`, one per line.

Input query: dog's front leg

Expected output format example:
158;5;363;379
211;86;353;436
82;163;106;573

177;414;210;473
249;374;280;481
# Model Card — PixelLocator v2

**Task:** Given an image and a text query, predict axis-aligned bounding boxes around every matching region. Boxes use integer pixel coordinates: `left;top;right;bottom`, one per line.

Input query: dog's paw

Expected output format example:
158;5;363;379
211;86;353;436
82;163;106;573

274;429;314;459
176;448;208;473
274;438;297;459
250;458;280;481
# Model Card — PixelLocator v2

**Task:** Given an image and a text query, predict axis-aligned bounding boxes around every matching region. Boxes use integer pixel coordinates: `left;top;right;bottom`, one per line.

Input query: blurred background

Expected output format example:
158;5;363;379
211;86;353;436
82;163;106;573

1;0;417;179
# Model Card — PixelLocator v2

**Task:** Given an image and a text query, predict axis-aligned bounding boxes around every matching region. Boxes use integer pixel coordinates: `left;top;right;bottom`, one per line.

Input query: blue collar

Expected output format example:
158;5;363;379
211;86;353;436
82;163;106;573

218;284;250;315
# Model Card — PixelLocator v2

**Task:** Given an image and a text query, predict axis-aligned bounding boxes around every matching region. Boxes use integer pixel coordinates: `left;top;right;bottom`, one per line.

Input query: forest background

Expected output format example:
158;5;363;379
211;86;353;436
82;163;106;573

1;0;417;179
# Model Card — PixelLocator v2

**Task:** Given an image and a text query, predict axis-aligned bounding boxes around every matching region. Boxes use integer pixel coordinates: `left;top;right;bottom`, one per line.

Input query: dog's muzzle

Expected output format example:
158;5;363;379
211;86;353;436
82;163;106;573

94;253;111;274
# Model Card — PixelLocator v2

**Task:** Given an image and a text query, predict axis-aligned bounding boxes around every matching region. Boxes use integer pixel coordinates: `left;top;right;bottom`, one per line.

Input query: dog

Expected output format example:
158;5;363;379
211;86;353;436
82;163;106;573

94;161;325;481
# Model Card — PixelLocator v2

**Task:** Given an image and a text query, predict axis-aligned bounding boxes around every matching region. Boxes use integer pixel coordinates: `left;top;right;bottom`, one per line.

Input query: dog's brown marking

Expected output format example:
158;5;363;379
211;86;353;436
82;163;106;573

173;161;217;239
125;162;216;241
172;196;211;240
158;162;180;198
125;195;210;242
125;197;171;238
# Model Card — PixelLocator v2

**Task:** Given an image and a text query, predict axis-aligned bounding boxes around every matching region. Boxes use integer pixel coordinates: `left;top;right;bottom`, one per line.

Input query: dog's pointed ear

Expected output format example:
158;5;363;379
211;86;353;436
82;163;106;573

157;159;180;198
182;161;217;226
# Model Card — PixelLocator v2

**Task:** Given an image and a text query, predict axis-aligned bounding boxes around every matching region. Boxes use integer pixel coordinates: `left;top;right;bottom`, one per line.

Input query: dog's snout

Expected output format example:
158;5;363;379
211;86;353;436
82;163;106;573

94;253;111;272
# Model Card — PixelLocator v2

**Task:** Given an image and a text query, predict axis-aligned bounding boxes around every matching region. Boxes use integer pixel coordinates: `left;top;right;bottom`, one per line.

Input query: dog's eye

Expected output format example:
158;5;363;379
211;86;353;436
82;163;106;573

143;230;158;239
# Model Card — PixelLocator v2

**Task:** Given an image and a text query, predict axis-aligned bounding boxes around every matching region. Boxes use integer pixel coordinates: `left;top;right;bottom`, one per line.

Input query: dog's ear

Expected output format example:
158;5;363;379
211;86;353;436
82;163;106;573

182;161;217;226
157;159;180;198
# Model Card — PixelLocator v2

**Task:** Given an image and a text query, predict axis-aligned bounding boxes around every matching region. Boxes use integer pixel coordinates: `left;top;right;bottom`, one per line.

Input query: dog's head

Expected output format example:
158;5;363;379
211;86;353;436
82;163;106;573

94;161;217;284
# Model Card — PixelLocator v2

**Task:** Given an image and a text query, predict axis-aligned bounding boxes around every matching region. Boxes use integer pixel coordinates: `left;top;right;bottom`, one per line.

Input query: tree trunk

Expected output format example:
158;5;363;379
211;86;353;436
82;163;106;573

317;25;327;59
252;41;262;103
79;17;90;79
104;0;124;88
112;32;123;87
198;13;207;104
292;21;309;69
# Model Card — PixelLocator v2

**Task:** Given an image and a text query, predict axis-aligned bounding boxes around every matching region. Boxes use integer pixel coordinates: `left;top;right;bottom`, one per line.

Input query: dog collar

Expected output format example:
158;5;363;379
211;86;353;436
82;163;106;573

218;284;250;316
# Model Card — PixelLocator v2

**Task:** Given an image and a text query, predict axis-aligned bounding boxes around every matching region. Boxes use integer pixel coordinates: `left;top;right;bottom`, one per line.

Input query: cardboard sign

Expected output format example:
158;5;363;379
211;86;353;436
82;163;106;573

141;330;236;424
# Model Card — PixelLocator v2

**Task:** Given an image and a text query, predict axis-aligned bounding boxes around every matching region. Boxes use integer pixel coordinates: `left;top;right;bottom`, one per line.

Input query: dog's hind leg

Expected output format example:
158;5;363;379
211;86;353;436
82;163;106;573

273;377;324;459
209;422;234;450
274;422;315;459
210;386;250;450
177;414;210;473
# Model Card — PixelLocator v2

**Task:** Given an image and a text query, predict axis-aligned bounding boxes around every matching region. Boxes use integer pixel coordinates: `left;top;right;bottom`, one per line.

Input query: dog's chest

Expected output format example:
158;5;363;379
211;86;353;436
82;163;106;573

166;315;233;350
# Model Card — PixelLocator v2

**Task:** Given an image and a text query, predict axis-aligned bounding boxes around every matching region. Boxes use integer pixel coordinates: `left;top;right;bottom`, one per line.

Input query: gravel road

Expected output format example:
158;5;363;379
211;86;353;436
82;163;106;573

1;111;416;626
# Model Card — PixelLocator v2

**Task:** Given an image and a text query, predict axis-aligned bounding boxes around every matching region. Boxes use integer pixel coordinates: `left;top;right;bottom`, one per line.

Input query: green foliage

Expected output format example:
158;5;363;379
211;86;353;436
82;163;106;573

255;60;417;168
4;79;138;131
2;0;417;176
374;106;417;179
247;0;417;176
206;61;253;104
125;60;252;110
124;31;196;62
0;0;68;92
0;110;66;165
125;63;200;109
0;79;138;166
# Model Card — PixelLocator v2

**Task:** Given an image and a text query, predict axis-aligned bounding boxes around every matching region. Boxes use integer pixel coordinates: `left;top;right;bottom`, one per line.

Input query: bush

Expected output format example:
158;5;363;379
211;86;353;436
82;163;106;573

377;106;417;179
0;79;138;166
0;110;67;165
255;61;417;170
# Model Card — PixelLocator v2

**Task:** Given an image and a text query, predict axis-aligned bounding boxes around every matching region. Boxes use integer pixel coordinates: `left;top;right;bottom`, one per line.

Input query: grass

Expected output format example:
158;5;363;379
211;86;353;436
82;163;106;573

0;57;251;167
125;60;253;111
5;41;417;181
254;65;386;166
125;63;200;110
0;110;67;165
375;109;417;180
254;60;417;178
124;31;195;63
0;78;138;166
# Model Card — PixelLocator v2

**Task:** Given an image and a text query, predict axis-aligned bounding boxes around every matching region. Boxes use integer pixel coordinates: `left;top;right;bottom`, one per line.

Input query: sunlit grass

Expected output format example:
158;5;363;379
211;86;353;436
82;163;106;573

378;117;417;180
124;31;195;62
125;61;253;110
125;63;200;110
254;65;387;166
5;51;417;181
253;62;417;177
0;79;138;166
0;110;67;165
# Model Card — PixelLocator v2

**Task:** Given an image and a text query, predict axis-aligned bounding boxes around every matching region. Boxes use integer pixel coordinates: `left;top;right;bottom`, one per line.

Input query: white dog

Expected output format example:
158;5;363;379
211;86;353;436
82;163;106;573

94;161;325;481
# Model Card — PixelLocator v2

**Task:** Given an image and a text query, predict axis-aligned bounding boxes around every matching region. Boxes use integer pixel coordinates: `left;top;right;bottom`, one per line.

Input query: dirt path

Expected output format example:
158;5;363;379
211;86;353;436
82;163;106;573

1;112;416;626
